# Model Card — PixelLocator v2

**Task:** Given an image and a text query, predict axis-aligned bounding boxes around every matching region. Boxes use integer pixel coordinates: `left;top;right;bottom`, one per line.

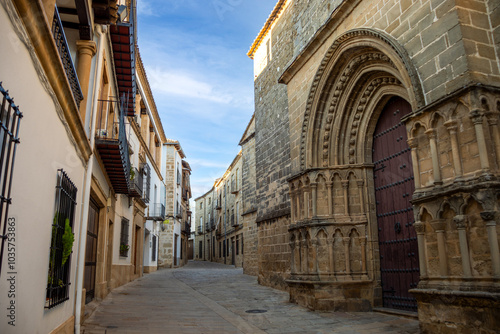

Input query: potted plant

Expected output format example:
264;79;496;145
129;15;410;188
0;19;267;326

120;243;130;256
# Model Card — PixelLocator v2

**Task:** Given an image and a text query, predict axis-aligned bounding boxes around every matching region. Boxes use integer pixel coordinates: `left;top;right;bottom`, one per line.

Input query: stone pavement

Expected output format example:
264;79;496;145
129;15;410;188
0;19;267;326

82;261;420;333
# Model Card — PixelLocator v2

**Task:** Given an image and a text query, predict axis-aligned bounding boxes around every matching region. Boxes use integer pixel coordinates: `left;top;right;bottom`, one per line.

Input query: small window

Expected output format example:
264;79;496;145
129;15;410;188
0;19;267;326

46;170;77;309
119;218;130;257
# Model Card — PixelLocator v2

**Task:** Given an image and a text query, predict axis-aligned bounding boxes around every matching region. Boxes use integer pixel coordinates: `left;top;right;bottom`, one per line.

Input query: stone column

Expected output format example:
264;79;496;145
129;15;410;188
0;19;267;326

298;238;303;274
312;239;319;275
444;120;463;178
341;180;349;216
289;189;295;222
357;180;365;214
328;237;335;276
326;181;333;216
359;236;368;279
304;239;310;275
311;182;318;218
454;215;472;278
408;138;421;188
480;211;500;277
303;187;310;220
485;113;500;168
76;40;97;124
425;129;442;185
343;237;352;280
414;219;428;278
470;110;490;171
430;219;448;277
295;190;301;220
290;239;296;274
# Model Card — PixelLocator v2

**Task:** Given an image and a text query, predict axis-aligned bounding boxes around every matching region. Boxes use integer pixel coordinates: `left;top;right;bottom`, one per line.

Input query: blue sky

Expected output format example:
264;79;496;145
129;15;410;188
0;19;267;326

136;0;276;200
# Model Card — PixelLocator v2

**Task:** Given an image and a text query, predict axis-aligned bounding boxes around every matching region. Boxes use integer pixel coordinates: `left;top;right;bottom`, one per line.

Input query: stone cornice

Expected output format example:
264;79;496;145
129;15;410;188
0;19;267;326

11;0;92;163
247;0;287;59
136;49;167;143
130;118;163;181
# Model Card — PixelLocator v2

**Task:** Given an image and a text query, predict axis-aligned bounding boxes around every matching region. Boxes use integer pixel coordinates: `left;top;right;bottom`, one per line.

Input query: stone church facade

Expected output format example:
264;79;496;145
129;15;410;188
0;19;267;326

249;0;499;332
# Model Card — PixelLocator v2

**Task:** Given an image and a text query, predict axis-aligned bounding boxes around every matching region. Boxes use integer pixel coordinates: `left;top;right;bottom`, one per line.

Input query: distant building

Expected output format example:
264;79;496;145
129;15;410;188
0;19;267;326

158;139;191;268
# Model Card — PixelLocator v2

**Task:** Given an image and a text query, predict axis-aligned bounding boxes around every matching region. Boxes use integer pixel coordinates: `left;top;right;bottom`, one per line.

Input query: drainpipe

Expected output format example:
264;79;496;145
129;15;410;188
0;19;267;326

75;25;105;334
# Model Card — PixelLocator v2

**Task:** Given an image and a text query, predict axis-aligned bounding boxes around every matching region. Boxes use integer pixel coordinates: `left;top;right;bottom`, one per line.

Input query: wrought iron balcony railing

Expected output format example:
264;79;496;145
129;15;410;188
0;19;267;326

197;225;202;234
147;203;165;221
95;98;131;194
52;7;84;108
129;166;143;198
183;222;191;234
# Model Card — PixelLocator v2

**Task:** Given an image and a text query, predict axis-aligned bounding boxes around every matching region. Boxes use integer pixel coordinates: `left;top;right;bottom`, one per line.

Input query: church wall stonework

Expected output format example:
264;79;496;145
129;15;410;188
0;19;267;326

251;0;500;332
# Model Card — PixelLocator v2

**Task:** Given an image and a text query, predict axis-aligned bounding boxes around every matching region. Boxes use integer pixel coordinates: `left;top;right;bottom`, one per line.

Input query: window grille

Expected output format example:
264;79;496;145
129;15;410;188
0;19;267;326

152;235;157;261
142;163;150;203
0;83;22;278
46;169;77;309
119;218;129;257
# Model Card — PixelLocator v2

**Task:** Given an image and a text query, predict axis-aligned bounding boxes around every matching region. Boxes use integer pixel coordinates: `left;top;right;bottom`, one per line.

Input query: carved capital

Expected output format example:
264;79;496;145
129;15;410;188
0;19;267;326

413;221;425;234
76;40;97;57
485;112;499;126
358;236;367;244
341;180;349;189
407;137;418;148
326;181;333;187
430;219;446;232
310;182;318;189
356;180;364;188
425;128;437;140
444;120;458;134
453;215;468;229
342;237;350;245
469;109;484;125
480;211;496;222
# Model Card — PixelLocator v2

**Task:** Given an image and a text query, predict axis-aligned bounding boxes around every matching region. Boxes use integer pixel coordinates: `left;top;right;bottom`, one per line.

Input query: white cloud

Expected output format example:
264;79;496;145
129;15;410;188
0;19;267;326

146;67;233;104
137;1;156;16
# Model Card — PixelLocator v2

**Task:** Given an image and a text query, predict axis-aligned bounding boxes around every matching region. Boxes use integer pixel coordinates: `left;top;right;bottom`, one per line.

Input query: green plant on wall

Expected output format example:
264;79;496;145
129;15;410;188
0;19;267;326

130;166;135;180
120;243;130;256
47;214;74;287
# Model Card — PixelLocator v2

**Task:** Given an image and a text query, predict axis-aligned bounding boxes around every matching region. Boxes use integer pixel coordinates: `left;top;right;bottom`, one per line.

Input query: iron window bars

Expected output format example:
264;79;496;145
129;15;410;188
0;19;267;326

46;169;77;309
152;235;156;261
142;163;150;203
119;218;130;257
0;83;22;278
52;7;84;108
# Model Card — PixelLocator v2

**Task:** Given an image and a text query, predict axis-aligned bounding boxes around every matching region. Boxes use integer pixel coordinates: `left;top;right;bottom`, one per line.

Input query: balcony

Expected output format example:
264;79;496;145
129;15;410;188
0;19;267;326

52;7;83;108
95;99;130;194
176;207;183;219
215;200;221;210
128;166;143;197
197;225;203;234
146;203;165;221
183;222;191;235
110;3;136;116
92;0;119;25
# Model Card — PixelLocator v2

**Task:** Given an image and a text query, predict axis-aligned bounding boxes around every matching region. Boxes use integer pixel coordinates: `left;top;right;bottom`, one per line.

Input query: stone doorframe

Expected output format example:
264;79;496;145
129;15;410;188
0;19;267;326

286;28;424;311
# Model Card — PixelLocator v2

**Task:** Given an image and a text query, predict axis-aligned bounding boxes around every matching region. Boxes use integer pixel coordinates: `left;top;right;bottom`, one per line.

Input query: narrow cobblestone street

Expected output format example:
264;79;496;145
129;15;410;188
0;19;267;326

82;261;419;333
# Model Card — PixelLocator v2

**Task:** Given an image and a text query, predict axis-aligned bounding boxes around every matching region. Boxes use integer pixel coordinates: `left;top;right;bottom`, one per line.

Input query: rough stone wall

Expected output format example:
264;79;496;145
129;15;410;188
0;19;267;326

241;117;258;275
165;146;176;216
254;4;293;224
158;224;173;268
258;217;291;291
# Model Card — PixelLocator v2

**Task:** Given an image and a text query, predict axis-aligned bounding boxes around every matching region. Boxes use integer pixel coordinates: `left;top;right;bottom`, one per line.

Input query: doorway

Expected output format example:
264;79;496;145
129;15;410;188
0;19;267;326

373;97;419;312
